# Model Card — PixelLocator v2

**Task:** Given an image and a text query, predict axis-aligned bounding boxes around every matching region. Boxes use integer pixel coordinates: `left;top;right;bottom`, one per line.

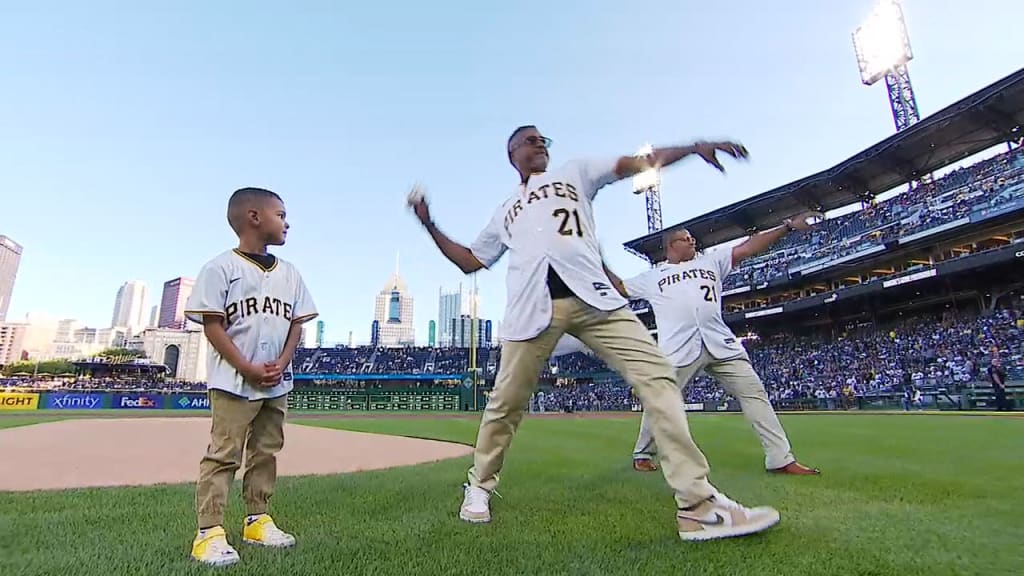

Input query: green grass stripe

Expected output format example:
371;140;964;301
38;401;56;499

0;414;1021;575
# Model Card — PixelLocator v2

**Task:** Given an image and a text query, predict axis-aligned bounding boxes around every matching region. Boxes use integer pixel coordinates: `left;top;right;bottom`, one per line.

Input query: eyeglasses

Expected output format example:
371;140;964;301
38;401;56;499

511;135;552;152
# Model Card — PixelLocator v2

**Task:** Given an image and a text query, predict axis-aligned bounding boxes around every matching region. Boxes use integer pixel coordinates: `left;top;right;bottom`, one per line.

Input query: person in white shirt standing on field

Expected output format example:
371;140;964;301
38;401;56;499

183;187;319;567
606;215;823;476
408;125;781;542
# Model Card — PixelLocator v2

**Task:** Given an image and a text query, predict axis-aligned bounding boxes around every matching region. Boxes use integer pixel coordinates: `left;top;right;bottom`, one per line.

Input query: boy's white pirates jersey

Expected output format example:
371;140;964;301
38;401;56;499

185;249;317;400
624;247;744;367
470;158;627;341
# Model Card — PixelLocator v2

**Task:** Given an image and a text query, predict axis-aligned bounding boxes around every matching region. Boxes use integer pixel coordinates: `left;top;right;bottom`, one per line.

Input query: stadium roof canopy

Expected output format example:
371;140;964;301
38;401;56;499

623;66;1024;263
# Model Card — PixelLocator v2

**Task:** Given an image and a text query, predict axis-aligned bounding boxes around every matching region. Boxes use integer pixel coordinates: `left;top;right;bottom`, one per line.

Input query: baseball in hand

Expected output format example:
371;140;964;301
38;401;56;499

407;184;426;207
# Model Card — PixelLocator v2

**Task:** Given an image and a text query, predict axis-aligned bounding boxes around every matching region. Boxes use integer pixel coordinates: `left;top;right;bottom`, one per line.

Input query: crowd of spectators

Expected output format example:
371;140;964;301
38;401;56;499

297;347;372;374
532;380;634;413
373;347;434;374
720;146;1024;291
528;306;1023;411
6;303;1021;408
1;377;204;392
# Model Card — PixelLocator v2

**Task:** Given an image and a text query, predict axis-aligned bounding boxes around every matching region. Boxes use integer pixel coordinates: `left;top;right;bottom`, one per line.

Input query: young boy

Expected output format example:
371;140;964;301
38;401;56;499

184;187;318;567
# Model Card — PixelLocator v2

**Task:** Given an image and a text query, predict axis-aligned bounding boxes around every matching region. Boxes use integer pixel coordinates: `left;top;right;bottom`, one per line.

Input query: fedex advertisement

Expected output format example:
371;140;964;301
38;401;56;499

111;393;164;410
45;393;105;410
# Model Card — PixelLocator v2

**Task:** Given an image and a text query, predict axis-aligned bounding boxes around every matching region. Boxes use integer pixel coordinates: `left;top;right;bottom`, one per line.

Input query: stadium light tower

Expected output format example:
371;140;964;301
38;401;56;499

632;144;663;265
852;0;920;133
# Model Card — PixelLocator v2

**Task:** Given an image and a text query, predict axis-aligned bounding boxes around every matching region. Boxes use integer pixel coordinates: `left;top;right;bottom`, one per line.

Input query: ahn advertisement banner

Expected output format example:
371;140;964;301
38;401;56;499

45;393;105;410
0;392;39;411
170;393;210;410
111;393;164;410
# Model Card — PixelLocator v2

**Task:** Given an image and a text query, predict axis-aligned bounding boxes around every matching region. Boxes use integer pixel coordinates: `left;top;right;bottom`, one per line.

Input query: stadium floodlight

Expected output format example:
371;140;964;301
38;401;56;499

852;0;921;134
631;144;660;193
852;0;913;86
631;144;663;242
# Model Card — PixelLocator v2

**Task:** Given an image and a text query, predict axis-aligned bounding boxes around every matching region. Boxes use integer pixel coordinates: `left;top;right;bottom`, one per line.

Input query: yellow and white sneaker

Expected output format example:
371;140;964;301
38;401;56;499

190;526;240;567
242;514;296;548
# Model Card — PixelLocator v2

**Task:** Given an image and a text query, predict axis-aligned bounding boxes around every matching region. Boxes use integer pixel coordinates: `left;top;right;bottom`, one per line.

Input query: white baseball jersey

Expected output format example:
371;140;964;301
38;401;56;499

184;249;318;400
470;158;628;341
624;247;744;367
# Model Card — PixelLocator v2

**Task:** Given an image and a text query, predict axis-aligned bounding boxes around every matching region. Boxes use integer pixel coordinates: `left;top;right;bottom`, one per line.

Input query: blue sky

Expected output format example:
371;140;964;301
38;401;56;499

2;0;1022;345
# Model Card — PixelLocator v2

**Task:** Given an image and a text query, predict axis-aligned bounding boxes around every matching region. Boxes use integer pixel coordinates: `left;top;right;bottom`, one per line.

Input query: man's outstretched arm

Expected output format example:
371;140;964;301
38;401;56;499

409;189;487;274
423;219;486;274
614;141;750;181
730;211;824;267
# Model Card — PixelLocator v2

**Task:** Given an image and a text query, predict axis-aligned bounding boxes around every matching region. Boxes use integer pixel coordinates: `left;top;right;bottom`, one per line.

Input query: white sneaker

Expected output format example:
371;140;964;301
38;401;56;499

677;494;780;542
459;483;492;523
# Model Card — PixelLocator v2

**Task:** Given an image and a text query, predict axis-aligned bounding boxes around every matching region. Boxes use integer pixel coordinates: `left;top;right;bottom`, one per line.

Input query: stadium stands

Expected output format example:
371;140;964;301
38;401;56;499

722;146;1024;292
0;377;205;392
4;304;1019;410
293;345;500;376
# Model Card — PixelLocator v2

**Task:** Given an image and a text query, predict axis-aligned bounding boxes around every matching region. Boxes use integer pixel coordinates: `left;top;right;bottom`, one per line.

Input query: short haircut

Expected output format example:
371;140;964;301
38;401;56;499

227;187;282;234
660;224;690;246
507;125;537;164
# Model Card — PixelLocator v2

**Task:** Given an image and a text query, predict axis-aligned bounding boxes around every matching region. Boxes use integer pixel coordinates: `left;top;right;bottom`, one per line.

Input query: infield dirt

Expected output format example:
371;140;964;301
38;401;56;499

0;416;473;492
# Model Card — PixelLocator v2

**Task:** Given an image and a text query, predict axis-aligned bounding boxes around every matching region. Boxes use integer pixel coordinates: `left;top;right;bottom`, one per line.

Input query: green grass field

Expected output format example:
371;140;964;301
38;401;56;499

1;412;1021;576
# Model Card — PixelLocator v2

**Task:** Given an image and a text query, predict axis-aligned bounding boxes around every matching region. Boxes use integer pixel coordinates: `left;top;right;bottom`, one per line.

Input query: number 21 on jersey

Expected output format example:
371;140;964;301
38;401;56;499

700;284;718;302
553;208;582;237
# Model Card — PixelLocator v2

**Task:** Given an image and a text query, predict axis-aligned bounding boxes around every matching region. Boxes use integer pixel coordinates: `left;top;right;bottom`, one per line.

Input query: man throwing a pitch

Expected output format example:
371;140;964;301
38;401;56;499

408;125;781;542
607;219;823;475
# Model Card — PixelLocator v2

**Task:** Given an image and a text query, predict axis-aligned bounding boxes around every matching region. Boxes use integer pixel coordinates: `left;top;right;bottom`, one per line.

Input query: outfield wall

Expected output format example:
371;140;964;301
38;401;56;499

0;389;466;413
1;388;1017;413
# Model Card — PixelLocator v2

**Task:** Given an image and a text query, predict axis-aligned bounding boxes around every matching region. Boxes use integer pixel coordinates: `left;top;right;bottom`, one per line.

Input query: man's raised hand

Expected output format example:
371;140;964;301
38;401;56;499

693;141;749;173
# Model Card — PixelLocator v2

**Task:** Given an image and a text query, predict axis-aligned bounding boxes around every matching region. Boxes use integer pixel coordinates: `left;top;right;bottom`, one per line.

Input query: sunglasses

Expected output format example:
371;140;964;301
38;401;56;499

511;135;553;152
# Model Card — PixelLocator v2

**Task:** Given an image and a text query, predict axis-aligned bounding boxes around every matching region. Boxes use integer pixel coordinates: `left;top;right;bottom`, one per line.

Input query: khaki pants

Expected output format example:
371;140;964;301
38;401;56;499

633;344;795;470
468;297;715;508
196;389;288;529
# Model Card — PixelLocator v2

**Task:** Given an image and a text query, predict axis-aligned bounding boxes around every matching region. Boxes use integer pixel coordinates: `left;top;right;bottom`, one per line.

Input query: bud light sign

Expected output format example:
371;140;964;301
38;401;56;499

112;393;163;410
171;394;210;410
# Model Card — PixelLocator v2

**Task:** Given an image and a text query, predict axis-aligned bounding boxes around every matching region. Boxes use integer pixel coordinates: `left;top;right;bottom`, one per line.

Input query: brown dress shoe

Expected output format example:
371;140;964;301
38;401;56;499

633;458;659;472
768;461;821;475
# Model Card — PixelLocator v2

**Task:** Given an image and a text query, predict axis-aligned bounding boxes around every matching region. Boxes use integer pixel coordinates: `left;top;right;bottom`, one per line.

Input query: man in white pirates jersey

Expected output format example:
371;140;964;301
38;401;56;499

408;125;782;542
183;187;318;567
606;217;823;476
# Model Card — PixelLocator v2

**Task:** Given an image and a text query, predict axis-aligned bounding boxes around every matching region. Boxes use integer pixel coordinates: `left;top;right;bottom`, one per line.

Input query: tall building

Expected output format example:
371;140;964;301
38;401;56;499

0;322;28;365
111;280;149;333
158;277;194;329
373;264;414;346
450;315;493;348
437;286;462;347
148;305;159;328
438;282;481;347
54;318;82;343
0;235;24;322
10;312;60;360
